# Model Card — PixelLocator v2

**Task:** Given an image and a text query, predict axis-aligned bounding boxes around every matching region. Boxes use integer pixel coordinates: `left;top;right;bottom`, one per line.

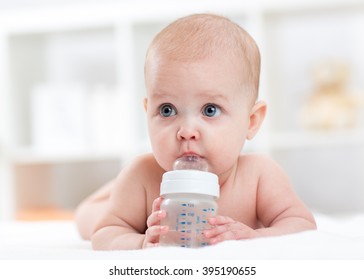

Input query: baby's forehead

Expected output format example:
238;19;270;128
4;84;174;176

149;34;245;64
146;56;255;104
145;51;247;87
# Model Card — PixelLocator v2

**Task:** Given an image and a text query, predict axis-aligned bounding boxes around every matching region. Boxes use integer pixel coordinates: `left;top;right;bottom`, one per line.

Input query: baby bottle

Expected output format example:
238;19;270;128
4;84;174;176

159;155;219;248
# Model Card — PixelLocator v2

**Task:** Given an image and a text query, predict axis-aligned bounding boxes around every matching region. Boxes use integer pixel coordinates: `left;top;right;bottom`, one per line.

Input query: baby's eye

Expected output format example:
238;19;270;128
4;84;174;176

202;104;221;117
159;104;177;117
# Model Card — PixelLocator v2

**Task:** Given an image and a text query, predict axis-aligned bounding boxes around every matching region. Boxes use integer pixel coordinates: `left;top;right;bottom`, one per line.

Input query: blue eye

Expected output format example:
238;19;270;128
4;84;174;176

202;104;221;117
159;104;177;117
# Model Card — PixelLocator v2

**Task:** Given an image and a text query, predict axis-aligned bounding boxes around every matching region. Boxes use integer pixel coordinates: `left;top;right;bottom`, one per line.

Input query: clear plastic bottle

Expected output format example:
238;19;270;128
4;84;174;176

159;156;219;248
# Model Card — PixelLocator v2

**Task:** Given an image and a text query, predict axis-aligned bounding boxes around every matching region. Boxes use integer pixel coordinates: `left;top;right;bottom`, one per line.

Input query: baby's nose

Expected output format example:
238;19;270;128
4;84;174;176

177;124;200;141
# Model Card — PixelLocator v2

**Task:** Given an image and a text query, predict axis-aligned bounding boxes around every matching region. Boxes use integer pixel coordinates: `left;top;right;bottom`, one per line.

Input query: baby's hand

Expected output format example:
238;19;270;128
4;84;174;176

143;196;168;249
203;216;261;245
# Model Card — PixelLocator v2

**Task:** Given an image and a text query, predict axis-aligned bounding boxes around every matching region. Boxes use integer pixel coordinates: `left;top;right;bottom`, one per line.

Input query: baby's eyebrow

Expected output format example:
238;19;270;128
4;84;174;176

150;91;175;100
197;91;229;103
150;90;229;104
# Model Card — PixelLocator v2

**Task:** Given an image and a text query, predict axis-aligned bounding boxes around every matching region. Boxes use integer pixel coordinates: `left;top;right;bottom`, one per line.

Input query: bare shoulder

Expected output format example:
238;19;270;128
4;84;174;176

102;153;164;231
237;153;283;175
119;153;164;176
237;153;292;194
114;153;164;194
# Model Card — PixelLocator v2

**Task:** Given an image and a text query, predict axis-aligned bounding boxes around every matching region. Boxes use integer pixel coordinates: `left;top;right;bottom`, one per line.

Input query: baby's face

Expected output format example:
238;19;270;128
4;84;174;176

145;55;253;176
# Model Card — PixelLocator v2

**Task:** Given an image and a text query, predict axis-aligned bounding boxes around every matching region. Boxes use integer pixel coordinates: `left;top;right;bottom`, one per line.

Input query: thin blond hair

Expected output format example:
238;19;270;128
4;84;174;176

145;13;261;98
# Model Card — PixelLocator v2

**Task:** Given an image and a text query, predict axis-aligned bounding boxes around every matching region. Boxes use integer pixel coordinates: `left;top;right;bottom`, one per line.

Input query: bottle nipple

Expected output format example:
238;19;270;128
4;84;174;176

173;155;208;172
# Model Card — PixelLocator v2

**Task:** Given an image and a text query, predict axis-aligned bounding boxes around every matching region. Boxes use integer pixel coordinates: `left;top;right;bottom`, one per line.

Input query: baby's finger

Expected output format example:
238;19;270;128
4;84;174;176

204;216;246;239
208;230;243;245
208;225;258;245
146;209;166;227
151;196;164;212
203;222;234;239
144;225;169;247
208;215;235;226
204;222;257;244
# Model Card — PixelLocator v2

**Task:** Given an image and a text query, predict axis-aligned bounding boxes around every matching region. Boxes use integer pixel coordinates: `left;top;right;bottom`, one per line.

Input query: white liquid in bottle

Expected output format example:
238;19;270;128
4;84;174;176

159;156;219;248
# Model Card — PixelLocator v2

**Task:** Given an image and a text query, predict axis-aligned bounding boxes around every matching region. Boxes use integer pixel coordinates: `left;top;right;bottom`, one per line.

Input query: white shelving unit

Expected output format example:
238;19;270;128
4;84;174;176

1;0;364;220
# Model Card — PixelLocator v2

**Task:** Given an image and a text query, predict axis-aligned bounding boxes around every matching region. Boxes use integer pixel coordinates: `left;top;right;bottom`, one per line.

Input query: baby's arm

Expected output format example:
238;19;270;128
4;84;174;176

75;180;114;240
91;155;167;250
204;156;316;243
254;156;317;236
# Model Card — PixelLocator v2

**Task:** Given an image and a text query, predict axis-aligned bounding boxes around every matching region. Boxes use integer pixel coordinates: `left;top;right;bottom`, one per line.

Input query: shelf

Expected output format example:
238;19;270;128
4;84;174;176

262;0;364;14
1;0;363;35
16;206;74;221
0;0;252;34
270;129;364;150
3;139;152;165
6;147;125;165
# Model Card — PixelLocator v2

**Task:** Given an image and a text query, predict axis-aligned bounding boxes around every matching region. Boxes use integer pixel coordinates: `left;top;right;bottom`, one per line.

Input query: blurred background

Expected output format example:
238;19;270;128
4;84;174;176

0;0;363;221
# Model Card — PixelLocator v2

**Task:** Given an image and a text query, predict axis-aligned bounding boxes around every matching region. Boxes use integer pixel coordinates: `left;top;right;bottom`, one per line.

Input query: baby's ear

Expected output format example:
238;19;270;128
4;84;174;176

247;101;267;140
143;97;148;112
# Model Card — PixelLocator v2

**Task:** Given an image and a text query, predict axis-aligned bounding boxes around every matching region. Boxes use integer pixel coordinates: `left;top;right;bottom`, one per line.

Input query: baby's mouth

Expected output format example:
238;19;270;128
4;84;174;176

173;155;209;171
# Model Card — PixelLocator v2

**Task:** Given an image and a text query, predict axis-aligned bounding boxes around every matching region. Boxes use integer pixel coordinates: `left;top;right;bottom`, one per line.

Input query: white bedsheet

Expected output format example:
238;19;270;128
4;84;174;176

1;213;364;260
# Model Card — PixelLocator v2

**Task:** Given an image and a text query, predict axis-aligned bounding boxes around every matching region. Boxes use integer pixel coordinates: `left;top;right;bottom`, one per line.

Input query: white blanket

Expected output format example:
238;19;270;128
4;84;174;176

1;213;364;260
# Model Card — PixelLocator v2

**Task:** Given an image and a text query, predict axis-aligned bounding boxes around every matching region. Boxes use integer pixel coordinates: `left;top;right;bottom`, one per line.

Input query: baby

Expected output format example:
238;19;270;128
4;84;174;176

75;13;316;250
